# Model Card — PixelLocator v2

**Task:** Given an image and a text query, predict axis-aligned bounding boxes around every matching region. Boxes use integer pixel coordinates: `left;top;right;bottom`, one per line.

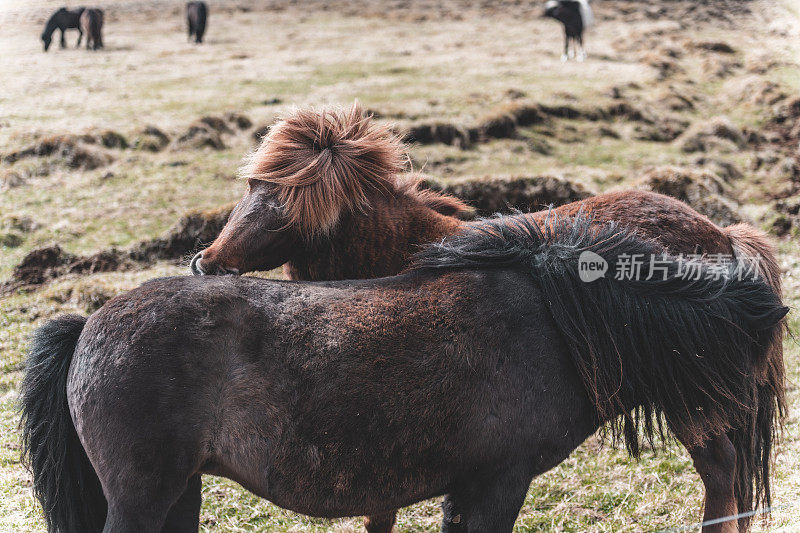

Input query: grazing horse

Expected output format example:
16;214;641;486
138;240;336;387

80;8;104;51
41;7;85;52
187;1;208;44
192;105;787;532
20;214;787;533
543;0;593;62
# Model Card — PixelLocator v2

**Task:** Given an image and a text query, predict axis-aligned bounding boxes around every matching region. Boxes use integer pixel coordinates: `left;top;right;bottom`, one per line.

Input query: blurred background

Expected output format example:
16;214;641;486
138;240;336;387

1;1;799;531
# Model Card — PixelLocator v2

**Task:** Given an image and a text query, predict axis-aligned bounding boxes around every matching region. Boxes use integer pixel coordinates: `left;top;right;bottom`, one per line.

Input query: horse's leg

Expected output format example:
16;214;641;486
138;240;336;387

577;34;586;62
561;31;569;62
364;511;397;533
678;432;739;533
76;28;83;47
59;27;66;48
161;474;202;533
440;467;531;533
103;470;199;533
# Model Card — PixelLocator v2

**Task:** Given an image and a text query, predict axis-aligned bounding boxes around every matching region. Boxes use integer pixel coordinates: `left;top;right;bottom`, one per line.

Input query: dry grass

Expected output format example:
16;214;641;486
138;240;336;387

1;0;799;531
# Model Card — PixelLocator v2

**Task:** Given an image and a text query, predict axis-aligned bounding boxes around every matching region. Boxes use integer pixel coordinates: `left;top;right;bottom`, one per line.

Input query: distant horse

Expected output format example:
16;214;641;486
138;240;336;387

41;7;85;52
21;212;787;533
187;1;208;44
192;105;787;532
543;0;593;61
80;8;103;51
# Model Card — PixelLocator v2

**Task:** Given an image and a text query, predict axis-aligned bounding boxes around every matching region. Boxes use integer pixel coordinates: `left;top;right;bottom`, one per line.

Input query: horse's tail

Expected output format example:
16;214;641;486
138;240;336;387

722;223;786;527
577;0;594;28
20;315;107;533
92;10;104;49
196;2;207;40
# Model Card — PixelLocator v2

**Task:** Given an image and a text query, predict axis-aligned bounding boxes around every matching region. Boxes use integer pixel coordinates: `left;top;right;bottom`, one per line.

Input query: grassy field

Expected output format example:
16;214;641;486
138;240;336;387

1;0;799;531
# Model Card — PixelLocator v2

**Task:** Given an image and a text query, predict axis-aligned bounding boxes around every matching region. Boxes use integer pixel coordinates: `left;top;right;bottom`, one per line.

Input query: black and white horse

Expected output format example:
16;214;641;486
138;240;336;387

544;0;593;62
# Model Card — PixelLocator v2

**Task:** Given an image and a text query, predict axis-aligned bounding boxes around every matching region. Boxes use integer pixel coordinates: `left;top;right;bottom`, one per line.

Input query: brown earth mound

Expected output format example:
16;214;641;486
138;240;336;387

1;170;26;190
133;126;171;152
224;112;253;130
12;244;76;286
424;175;592;216
636;166;741;226
403;123;475;148
2;135;114;170
677;117;745;153
175;122;226;150
772;197;800;237
129;204;235;262
6;205;235;290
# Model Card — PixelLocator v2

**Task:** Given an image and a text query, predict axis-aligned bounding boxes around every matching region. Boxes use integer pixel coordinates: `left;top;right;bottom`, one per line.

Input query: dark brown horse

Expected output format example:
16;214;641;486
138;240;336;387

191;105;786;532
20;214;787;533
186;2;208;44
41;7;85;52
80;8;103;51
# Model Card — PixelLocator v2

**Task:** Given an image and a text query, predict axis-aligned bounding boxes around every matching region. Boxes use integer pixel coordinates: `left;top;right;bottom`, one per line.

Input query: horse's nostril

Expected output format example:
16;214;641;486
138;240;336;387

190;252;205;276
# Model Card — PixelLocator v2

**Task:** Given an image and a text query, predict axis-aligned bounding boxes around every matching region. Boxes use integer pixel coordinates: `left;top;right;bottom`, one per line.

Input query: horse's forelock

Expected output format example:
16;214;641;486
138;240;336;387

242;103;405;236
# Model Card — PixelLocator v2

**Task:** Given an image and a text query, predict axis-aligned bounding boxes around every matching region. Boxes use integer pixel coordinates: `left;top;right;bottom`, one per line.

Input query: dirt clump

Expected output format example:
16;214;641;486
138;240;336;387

83;129;129;149
67;249;133;276
772;197;800;237
692;157;743;182
424;175;592;216
130;203;235;262
12;245;76;286
2;135;113;169
224;112;253;130
641;51;683;80
199;115;234;135
133;126;170;152
636;166;741;226
476;112;517;140
175;122;226;150
677;117;745;153
692;41;737;54
1;170;26;190
403;122;474;148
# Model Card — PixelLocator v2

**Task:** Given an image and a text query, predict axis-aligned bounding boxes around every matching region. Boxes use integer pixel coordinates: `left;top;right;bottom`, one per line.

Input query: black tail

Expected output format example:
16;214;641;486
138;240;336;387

415;213;788;524
20;315;107;532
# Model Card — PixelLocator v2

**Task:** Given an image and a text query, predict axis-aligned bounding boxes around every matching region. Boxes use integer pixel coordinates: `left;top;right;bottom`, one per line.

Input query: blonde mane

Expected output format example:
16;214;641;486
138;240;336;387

242;103;470;235
243;103;405;235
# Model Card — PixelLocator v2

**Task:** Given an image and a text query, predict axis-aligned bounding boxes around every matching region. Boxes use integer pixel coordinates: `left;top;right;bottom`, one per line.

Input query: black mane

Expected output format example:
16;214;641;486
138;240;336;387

415;212;787;518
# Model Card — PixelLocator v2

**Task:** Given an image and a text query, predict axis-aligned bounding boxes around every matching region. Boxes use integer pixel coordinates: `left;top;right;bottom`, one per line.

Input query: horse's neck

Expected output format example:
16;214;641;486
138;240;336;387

285;196;461;281
44;19;60;36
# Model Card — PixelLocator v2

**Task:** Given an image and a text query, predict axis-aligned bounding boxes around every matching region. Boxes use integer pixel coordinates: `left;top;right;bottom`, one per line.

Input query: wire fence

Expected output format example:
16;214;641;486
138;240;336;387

656;500;800;533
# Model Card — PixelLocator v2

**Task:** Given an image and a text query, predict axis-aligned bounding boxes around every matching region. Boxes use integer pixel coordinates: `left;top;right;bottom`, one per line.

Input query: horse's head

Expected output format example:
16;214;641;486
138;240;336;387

192;103;404;276
191;178;299;275
42;33;52;51
191;103;471;277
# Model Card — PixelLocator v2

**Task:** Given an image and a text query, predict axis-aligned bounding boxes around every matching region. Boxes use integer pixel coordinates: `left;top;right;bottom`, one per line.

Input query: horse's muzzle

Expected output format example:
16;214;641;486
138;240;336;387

190;252;239;276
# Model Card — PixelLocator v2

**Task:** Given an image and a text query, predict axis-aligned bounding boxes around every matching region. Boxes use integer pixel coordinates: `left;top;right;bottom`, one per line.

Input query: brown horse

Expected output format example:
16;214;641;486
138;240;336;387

192;105;785;532
80;8;103;51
